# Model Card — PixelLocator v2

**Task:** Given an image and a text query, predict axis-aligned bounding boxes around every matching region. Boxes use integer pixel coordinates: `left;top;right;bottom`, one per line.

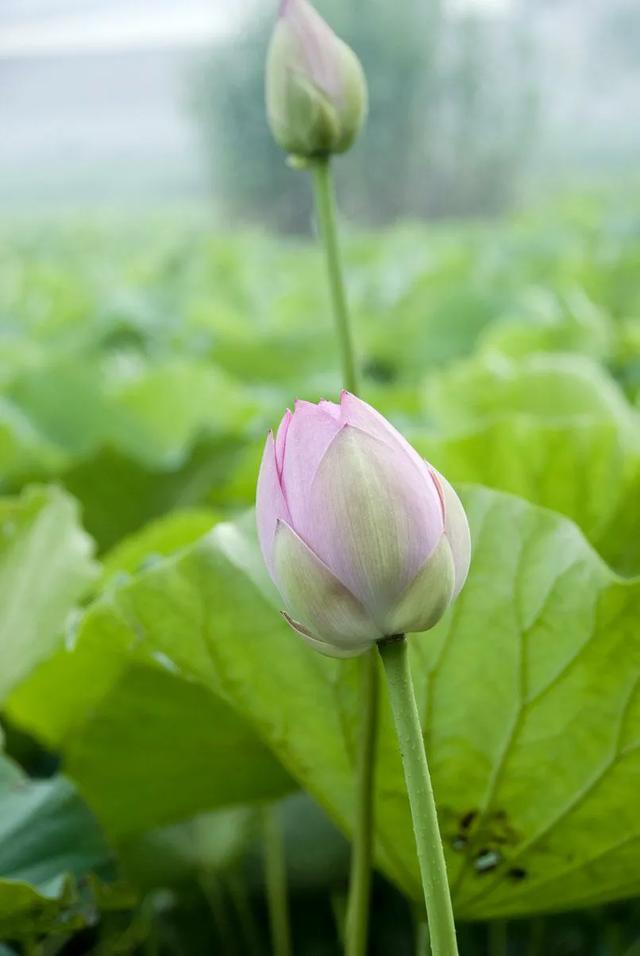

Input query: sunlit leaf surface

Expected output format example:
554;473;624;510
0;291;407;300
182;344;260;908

10;490;639;917
0;486;97;704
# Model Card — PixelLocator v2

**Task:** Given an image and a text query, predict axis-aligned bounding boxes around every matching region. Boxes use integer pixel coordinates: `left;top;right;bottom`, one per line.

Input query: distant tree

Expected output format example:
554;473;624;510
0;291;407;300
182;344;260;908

191;0;536;231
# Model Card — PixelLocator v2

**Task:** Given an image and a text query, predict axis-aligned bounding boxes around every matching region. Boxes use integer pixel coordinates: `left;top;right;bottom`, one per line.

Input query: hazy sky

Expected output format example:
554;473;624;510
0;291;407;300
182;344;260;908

0;0;258;56
0;0;510;57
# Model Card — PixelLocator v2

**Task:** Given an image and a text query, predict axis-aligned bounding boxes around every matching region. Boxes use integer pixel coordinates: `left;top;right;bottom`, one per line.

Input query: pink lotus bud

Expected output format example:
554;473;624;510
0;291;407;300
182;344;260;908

256;392;471;658
265;0;368;159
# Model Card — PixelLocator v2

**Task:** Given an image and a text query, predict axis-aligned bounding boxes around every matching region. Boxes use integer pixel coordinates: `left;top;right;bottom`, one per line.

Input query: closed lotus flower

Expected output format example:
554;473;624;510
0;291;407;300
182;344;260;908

265;0;368;159
256;392;471;658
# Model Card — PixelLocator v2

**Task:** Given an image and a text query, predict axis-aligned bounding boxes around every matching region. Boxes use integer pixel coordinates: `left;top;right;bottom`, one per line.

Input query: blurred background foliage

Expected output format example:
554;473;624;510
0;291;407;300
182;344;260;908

1;0;640;952
1;189;640;953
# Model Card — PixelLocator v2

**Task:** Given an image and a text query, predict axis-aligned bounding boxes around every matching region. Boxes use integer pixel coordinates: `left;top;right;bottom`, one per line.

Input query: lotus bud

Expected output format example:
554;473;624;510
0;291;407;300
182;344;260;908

265;0;368;160
256;392;471;658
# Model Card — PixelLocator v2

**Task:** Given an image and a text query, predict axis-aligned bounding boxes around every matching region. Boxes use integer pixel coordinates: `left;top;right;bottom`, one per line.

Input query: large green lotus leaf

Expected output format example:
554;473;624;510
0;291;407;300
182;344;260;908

351;230;506;383
97;507;219;591
617;319;640;403
7;513;293;838
0;486;97;704
0;754;112;939
0;400;66;492
411;418;640;576
109;360;263;468
6;362;117;459
10;492;639;918
416;351;640;574
60;436;248;552
63;663;294;839
6;358;261;470
477;286;613;363
7;627;293;841
423;353;636;432
361;281;503;384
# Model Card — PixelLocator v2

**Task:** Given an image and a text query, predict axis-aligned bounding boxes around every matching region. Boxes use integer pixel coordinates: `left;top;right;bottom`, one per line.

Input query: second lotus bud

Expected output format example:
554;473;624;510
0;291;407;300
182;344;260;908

265;0;368;160
257;392;471;658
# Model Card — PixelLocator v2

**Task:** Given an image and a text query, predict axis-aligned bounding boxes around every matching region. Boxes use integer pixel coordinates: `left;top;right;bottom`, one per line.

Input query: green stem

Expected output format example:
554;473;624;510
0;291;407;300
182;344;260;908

263;806;293;956
526;918;544;956
415;913;432;956
377;636;458;956
488;920;507;956
344;649;379;956
311;154;377;956
200;871;237;955
330;889;347;947
606;920;625;956
311;157;359;393
226;870;264;956
144;914;160;956
23;941;42;956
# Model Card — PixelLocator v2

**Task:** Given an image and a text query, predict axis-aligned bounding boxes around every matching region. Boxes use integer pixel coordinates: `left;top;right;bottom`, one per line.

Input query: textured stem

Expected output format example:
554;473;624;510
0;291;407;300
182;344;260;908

263;806;292;956
378;636;458;956
311;157;359;393
345;649;379;956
